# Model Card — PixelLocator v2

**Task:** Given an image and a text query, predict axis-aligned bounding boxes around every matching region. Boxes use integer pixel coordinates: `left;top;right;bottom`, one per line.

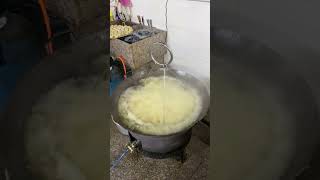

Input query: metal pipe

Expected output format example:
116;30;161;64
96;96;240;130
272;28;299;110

110;147;130;171
110;140;140;171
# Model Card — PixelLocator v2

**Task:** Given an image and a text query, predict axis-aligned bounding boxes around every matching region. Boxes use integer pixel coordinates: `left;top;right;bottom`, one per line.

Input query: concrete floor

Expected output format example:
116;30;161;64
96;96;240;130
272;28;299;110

110;122;210;180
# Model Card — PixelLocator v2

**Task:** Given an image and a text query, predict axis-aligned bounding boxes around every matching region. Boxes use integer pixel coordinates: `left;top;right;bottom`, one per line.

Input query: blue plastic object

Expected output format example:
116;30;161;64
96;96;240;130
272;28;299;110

110;79;122;96
110;60;125;96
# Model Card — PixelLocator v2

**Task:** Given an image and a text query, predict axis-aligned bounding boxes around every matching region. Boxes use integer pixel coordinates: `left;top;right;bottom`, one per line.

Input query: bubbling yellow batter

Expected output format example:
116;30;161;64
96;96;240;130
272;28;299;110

118;76;202;135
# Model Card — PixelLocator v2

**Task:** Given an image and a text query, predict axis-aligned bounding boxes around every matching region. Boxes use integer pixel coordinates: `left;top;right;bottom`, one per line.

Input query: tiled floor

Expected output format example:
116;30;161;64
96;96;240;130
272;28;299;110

110;122;210;180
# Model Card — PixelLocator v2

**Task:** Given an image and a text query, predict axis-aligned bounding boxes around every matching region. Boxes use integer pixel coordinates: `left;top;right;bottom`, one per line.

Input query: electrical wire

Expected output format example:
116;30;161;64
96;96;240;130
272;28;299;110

38;0;53;55
165;0;169;44
118;55;127;80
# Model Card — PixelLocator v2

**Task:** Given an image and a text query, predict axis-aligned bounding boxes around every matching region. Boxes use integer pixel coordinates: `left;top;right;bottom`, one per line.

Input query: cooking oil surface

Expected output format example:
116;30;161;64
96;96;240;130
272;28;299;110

118;76;202;135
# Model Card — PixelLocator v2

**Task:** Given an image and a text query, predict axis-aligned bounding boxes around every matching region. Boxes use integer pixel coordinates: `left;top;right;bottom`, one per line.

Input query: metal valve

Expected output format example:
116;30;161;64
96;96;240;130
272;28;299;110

126;140;140;153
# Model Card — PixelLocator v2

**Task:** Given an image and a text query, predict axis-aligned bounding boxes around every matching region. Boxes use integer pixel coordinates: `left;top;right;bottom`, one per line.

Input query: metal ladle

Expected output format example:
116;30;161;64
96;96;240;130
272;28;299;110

150;42;173;69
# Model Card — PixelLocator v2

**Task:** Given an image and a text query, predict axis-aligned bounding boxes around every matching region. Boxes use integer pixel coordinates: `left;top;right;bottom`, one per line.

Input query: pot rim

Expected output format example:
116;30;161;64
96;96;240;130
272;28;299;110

111;67;210;137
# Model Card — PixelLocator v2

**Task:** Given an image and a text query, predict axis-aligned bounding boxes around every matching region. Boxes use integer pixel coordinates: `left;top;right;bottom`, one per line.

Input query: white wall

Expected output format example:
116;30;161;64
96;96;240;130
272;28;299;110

130;0;211;91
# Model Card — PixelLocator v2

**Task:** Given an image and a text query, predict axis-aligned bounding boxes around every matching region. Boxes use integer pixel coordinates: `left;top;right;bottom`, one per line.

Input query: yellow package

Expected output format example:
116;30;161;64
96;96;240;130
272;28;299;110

110;10;114;22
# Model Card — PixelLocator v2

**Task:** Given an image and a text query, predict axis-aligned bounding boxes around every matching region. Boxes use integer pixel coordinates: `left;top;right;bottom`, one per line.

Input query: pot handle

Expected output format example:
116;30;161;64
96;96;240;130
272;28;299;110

150;42;173;68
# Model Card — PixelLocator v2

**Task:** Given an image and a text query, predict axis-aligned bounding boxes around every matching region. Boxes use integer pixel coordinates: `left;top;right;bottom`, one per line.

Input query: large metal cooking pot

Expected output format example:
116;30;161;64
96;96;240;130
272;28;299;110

213;27;320;180
111;44;210;153
0;32;107;180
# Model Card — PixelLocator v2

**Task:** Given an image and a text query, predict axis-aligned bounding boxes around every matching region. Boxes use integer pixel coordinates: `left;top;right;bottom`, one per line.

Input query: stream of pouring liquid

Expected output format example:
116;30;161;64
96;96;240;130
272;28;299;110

162;68;166;124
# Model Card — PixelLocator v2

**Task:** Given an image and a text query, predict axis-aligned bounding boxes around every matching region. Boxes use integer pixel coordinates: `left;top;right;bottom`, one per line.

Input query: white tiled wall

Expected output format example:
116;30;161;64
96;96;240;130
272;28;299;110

130;0;211;92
